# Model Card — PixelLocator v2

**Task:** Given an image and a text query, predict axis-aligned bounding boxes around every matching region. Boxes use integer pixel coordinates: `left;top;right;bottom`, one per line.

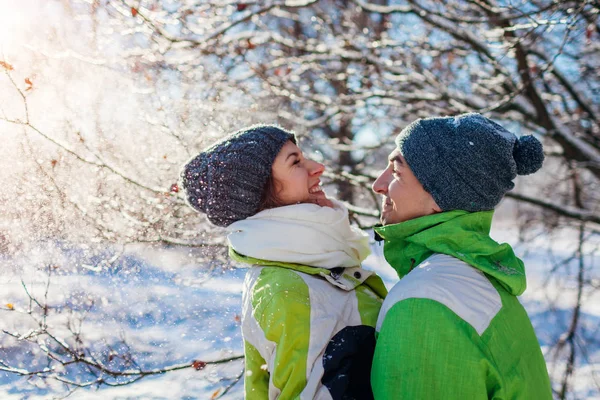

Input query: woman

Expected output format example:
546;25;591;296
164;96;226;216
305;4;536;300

180;124;386;399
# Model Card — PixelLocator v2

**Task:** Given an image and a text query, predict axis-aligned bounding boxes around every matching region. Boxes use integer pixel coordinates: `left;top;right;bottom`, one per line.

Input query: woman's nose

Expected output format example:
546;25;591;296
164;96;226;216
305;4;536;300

308;160;325;176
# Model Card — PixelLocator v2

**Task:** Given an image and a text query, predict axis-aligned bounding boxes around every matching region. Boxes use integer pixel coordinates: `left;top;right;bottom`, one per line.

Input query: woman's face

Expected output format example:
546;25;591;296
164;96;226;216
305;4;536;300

271;141;333;207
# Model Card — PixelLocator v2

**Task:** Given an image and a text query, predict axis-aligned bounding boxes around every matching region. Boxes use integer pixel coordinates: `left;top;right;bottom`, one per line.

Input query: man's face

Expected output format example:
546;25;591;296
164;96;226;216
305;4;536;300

372;149;441;225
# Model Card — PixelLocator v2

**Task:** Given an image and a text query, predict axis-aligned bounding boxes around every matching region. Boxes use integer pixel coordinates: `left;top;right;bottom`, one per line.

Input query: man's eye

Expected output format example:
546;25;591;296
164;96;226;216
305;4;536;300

392;169;401;176
293;159;301;165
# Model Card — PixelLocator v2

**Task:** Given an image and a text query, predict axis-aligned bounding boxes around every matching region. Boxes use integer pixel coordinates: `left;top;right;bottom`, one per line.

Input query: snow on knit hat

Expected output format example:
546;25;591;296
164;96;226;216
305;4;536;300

180;124;296;227
396;113;544;212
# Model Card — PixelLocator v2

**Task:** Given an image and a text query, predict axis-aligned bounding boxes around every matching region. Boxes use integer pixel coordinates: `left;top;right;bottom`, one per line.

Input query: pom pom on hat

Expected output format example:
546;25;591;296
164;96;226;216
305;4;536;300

513;135;544;175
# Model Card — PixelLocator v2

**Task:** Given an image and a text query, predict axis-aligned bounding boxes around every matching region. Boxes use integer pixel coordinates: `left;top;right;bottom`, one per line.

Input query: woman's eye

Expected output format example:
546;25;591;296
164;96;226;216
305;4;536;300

292;159;301;166
392;169;401;177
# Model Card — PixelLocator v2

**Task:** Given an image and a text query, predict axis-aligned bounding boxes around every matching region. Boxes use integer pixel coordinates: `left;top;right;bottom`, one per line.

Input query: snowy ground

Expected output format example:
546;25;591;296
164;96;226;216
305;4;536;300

0;224;599;399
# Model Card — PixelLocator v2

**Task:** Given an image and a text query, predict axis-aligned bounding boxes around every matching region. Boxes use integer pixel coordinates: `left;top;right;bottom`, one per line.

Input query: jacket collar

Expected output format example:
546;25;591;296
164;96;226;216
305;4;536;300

229;248;388;298
374;210;527;296
227;200;370;270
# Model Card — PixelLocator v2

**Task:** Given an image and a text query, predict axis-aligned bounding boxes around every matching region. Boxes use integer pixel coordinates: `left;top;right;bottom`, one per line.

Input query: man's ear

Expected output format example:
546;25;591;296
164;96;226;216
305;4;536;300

430;197;442;213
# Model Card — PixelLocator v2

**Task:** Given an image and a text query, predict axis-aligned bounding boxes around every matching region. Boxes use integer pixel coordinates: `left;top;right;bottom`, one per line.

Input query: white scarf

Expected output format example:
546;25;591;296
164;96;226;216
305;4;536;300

227;200;370;269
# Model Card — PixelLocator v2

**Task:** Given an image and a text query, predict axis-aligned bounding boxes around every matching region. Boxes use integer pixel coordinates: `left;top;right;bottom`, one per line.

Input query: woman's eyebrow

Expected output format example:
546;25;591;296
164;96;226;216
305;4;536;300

286;152;300;161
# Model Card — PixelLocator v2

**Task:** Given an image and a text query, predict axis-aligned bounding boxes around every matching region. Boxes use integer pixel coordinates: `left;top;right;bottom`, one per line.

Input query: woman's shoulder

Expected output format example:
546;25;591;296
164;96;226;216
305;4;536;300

244;267;312;322
246;266;310;301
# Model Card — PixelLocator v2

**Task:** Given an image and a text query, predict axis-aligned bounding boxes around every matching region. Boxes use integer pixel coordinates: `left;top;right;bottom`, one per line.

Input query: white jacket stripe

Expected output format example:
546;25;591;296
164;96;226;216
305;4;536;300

377;254;502;335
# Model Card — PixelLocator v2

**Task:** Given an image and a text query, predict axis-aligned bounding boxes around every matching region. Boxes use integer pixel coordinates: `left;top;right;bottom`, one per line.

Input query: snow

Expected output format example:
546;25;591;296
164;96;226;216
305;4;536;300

0;225;598;399
0;244;246;399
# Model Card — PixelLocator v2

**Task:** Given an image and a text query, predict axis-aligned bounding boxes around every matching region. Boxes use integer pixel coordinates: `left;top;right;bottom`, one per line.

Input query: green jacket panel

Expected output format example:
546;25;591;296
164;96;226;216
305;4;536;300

372;298;497;399
257;281;311;399
244;340;270;399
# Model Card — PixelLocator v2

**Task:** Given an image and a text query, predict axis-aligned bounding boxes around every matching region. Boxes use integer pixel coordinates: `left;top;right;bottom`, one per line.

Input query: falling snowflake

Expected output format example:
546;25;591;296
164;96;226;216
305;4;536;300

493;261;523;276
452;116;462;127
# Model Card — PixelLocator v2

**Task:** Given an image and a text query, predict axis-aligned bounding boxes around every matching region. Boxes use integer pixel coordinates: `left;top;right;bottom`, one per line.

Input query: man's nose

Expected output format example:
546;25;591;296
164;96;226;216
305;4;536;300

372;170;389;195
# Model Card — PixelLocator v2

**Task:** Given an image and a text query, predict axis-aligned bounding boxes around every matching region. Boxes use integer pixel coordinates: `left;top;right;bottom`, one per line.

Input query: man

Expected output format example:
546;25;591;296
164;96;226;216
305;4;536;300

370;113;552;399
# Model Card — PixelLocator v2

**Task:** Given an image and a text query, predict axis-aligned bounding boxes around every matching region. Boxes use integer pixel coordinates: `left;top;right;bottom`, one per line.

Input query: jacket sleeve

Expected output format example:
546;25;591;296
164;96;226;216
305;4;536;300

371;298;498;400
244;340;270;399
256;290;312;400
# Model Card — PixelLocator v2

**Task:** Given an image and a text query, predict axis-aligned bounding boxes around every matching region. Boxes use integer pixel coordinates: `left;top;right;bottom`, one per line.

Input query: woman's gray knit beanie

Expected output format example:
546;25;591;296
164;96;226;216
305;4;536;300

396;113;544;212
180;124;296;227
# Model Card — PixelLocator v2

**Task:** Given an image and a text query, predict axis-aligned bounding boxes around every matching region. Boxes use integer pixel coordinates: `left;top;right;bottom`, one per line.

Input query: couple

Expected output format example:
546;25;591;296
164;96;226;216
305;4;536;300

180;114;553;399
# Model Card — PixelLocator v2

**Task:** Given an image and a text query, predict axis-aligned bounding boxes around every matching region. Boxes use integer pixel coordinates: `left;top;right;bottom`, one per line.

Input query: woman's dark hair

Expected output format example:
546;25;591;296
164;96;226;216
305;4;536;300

258;138;299;212
258;173;283;211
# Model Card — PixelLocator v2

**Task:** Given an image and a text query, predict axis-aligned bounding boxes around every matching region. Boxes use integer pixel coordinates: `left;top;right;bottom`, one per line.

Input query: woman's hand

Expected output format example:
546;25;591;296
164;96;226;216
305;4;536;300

308;192;334;208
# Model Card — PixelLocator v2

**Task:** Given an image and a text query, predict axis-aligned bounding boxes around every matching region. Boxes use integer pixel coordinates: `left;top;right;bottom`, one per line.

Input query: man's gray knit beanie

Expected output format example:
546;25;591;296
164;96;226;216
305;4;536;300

180;124;296;227
396;113;544;212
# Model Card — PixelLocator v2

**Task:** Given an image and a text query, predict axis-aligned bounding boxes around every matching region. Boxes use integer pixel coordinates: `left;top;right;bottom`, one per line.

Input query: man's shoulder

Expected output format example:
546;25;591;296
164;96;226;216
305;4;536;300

377;254;503;335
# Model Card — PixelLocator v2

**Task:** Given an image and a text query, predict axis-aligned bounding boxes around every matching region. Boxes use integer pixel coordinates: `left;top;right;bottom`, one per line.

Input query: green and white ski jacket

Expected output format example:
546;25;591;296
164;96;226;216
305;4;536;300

227;201;387;400
371;210;553;399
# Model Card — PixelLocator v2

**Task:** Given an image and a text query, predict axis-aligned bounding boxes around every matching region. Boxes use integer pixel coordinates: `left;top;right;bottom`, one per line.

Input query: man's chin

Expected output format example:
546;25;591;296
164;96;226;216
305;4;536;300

380;213;400;226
